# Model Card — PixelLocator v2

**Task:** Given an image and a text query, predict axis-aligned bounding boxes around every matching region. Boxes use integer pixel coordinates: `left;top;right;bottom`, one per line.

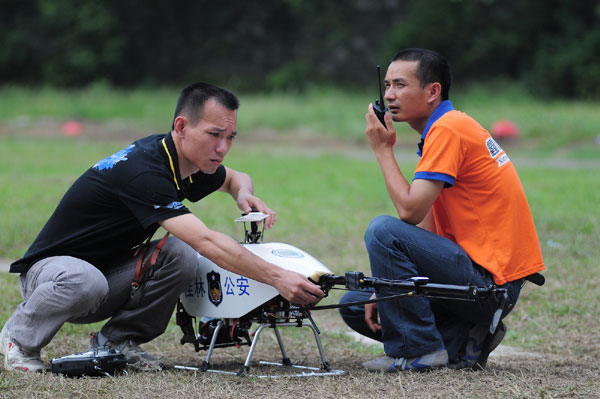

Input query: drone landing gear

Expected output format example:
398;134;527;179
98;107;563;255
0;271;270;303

235;320;341;377
175;318;345;378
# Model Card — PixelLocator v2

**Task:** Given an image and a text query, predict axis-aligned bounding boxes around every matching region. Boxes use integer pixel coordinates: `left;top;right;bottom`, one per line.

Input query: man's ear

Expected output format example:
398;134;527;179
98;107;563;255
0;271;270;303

172;115;187;137
427;82;442;104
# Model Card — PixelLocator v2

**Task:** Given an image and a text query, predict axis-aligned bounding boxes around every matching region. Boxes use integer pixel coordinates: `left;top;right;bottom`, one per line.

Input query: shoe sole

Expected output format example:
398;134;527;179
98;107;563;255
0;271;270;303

364;365;445;373
2;326;45;372
364;356;448;373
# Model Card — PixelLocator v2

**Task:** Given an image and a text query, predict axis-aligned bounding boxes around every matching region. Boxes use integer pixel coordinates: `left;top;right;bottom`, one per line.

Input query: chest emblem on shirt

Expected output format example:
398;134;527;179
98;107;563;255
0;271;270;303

207;271;223;307
93;144;135;171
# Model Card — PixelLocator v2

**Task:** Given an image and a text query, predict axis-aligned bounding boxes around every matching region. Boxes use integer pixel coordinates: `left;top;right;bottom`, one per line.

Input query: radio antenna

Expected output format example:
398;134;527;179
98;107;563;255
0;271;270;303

377;65;385;106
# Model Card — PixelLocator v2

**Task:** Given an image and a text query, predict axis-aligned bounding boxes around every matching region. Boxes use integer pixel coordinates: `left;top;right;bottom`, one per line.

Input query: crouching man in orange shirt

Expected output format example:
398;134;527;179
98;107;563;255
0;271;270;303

339;48;545;372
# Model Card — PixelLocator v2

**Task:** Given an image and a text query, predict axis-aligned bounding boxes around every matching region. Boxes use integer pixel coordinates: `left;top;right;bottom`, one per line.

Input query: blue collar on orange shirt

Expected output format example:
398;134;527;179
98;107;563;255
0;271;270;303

417;100;455;157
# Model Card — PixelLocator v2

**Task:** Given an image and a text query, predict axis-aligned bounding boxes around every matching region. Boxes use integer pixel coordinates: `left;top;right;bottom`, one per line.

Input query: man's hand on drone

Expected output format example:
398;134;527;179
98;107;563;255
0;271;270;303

237;192;277;229
274;269;324;305
365;292;382;333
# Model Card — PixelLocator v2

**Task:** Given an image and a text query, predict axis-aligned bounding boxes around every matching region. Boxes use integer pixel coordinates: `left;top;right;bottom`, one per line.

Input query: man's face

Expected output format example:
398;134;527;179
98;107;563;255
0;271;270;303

179;98;237;174
384;60;432;124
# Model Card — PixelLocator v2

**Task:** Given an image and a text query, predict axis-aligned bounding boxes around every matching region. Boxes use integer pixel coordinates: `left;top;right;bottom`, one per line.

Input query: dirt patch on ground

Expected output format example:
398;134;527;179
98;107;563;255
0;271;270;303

1;329;596;399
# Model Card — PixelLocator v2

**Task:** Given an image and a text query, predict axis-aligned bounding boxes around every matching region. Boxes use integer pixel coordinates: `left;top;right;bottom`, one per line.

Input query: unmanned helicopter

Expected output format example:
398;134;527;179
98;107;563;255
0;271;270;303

172;212;521;378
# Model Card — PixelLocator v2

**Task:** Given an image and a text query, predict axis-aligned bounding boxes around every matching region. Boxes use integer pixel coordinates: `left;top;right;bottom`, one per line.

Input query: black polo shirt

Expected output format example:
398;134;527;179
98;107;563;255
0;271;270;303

10;133;226;273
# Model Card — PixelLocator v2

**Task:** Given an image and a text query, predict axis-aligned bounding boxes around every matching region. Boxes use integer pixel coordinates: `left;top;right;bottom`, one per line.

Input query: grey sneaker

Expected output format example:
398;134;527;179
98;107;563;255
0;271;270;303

1;323;45;373
90;332;163;371
362;348;448;372
450;321;507;370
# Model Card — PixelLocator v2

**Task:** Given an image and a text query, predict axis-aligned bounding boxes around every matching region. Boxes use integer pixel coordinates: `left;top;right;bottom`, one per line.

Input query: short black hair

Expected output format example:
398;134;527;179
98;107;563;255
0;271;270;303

391;48;452;101
172;83;239;129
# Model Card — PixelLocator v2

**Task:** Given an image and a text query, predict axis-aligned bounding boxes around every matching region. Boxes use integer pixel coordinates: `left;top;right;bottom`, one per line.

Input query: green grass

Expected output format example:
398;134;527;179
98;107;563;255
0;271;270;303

2;83;600;152
0;83;176;131
0;87;598;396
455;82;600;152
502;166;599;352
0;137;126;258
1;134;598;356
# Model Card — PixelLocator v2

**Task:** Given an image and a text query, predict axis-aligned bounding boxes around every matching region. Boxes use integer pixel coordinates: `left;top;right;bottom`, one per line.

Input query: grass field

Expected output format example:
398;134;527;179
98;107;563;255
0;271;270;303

0;86;599;397
2;83;600;151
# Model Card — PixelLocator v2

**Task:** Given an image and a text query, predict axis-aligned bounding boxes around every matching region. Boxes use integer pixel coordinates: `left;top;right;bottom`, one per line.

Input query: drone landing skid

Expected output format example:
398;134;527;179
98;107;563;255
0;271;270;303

175;362;345;378
174;319;345;378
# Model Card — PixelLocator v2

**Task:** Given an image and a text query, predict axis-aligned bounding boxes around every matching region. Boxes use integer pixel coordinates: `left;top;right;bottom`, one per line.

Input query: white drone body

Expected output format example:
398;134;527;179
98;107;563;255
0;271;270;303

180;241;332;318
175;212;343;377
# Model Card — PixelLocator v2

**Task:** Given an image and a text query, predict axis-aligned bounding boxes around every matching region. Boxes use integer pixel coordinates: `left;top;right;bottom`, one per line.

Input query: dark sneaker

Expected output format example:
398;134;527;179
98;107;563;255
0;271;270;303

362;348;448;372
1;324;44;372
90;332;163;372
450;321;507;370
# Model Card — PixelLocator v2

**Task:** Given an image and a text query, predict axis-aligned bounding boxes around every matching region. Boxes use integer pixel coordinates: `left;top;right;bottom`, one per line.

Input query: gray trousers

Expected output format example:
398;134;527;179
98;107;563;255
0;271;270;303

6;237;197;353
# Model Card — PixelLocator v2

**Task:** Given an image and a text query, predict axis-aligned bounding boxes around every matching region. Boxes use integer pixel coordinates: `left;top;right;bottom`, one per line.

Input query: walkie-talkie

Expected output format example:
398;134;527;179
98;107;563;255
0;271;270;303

373;65;388;127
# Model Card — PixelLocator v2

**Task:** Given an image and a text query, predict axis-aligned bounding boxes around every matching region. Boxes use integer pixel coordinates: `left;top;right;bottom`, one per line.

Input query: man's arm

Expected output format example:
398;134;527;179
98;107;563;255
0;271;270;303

219;166;277;229
417;208;436;233
160;214;323;305
365;105;443;224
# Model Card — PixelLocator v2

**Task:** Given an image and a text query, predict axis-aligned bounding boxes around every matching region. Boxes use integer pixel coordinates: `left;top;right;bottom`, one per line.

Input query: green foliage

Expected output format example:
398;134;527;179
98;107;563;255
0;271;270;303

526;26;600;99
381;0;600;99
2;0;600;98
0;0;121;86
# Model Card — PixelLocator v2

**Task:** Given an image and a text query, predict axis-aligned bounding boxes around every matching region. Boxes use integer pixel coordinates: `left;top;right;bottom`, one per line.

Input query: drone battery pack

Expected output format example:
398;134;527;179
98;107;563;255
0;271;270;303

50;348;127;377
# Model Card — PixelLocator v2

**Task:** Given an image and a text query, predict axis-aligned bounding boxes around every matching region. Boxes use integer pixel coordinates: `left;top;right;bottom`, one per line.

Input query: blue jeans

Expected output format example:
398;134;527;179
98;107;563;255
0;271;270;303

339;215;522;360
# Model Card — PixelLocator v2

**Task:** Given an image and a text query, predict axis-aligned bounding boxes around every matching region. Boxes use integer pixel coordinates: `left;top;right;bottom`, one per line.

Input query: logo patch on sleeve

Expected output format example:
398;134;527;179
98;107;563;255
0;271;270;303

496;153;510;167
485;138;502;158
153;201;184;210
485;137;511;167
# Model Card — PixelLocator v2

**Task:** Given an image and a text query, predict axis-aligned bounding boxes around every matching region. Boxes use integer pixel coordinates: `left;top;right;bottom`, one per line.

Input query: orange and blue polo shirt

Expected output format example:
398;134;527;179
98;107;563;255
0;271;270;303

414;101;544;285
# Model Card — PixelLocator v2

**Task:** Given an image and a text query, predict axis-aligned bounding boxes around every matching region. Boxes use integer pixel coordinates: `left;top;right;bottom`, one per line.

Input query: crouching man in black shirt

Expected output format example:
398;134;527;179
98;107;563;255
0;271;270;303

1;83;324;372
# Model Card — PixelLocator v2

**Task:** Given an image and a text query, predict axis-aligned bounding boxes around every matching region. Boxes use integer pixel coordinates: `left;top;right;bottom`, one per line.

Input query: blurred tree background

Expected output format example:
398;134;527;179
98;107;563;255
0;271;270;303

1;0;599;98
